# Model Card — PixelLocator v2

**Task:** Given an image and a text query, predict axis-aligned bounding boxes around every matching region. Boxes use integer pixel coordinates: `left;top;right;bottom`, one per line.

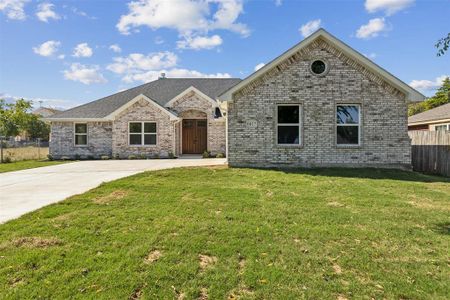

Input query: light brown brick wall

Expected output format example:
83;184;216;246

228;39;411;169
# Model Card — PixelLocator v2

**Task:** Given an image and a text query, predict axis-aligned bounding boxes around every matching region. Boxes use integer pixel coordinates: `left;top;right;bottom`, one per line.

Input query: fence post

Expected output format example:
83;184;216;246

0;136;3;163
37;138;41;160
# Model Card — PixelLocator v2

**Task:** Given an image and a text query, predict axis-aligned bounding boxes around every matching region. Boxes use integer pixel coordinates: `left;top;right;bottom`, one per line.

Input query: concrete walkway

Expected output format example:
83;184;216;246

0;158;226;224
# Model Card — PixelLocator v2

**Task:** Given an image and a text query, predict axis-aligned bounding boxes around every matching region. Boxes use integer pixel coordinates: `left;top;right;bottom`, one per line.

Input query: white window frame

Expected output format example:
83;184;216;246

434;124;449;131
74;123;88;147
336;104;361;147
276;104;302;146
128;121;157;146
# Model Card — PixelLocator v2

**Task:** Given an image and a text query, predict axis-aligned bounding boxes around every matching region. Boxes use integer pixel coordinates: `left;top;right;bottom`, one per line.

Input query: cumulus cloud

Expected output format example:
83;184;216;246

254;63;265;71
107;52;178;74
177;35;223;50
73;43;93;57
0;0;29;20
356;18;388;39
122;68;231;83
63;63;107;84
409;75;449;91
116;0;249;38
365;0;414;16
32;40;61;57
109;44;122;53
299;19;321;38
36;2;60;22
0;92;78;109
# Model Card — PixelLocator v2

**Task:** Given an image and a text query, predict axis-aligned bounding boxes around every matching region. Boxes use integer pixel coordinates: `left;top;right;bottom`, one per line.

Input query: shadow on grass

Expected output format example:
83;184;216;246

433;222;450;235
247;167;450;183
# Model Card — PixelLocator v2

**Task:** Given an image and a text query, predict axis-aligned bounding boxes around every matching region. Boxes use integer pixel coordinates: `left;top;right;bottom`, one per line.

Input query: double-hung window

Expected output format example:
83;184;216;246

277;105;301;145
74;123;88;146
435;124;449;131
336;105;361;146
129;122;157;146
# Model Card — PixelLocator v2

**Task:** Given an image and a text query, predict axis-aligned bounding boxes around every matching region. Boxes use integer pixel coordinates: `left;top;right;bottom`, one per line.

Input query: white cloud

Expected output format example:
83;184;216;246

0;0;29;20
0;92;78;109
116;0;249;38
70;6;96;19
364;52;377;59
356;18;388;39
409;75;449;91
109;44;122;53
107;51;178;74
36;2;60;22
123;68;231;83
299;19;321;38
73;43;93;57
177;34;223;50
254;63;265;71
32;40;61;57
57;54;65;60
63;63;107;85
274;0;282;6
365;0;414;16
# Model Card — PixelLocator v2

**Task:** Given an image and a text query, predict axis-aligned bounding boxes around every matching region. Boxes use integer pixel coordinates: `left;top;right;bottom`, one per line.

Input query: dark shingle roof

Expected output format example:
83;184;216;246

49;78;241;119
408;103;450;124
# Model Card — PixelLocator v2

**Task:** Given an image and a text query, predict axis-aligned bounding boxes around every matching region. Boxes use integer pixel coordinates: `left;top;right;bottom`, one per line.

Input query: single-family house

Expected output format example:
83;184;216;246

408;103;450;131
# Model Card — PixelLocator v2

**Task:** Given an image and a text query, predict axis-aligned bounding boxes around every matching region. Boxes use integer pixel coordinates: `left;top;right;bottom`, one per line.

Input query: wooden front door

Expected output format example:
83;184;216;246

182;119;207;154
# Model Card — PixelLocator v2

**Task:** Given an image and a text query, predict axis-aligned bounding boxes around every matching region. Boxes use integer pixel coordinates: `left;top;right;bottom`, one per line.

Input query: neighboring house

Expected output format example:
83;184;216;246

33;107;63;118
218;29;424;168
46;78;240;158
408;103;450;131
46;29;425;169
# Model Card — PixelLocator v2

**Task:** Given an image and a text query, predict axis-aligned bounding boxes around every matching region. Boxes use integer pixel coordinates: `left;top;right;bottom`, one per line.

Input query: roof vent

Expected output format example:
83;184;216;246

159;72;166;79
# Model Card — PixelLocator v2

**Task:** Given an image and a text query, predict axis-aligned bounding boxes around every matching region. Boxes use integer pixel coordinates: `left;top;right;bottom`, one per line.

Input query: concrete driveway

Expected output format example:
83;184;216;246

0;158;226;224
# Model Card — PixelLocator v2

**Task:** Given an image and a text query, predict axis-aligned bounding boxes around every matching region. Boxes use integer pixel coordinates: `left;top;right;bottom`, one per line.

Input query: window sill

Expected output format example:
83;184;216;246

276;144;303;148
336;144;361;149
74;145;88;147
128;144;158;147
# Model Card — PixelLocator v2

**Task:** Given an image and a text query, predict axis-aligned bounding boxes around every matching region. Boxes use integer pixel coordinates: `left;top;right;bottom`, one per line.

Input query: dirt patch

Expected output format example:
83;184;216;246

11;237;62;248
238;254;245;273
93;190;128;204
327;201;345;207
144;250;162;264
337;295;348;300
333;264;342;275
129;283;146;300
171;286;186;300
198;288;208;300
228;285;254;299
199;254;217;270
52;212;76;222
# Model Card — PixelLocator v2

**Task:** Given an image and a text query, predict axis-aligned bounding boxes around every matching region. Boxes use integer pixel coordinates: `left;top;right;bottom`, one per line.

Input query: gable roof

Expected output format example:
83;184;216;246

218;28;425;102
408;103;450;125
48;78;241;120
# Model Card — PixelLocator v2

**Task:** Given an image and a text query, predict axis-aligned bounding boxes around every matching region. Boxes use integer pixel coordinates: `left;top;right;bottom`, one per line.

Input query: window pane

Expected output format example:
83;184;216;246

278;126;299;144
183;120;193;128
75;134;87;145
278;106;299;124
129;134;142;145
337;126;359;145
144;134;156;145
337;105;359;124
144;122;156;133
129;122;142;133
75;123;87;134
197;120;207;127
435;125;447;131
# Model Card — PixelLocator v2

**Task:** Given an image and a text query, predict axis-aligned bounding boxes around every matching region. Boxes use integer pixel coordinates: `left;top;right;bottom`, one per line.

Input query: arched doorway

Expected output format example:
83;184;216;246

181;110;207;154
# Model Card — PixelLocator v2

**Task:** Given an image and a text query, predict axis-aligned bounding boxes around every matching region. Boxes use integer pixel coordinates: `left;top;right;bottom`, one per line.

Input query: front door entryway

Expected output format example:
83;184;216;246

182;119;207;154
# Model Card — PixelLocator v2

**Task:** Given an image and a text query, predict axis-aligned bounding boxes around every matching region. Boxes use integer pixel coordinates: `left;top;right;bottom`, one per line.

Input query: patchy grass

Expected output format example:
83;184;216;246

0;167;449;299
0;159;67;173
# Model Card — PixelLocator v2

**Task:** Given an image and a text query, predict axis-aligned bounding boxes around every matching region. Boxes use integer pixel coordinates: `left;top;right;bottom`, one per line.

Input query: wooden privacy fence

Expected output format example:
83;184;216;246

409;131;450;177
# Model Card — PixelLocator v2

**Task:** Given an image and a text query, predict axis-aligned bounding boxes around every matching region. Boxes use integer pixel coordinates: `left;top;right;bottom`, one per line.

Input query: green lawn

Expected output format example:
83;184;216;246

0;167;449;299
0;160;67;173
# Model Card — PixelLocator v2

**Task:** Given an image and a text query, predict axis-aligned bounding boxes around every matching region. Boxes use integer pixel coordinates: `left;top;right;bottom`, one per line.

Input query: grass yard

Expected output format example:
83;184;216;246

0;159;67;173
0;167;449;299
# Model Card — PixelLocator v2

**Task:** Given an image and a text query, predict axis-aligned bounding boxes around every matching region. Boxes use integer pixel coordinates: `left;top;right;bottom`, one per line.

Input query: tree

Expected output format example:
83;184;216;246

0;98;50;140
436;33;450;56
408;77;450;116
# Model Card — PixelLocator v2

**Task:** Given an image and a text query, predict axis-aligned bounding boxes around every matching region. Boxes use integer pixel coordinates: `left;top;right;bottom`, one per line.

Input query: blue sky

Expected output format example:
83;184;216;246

0;0;449;109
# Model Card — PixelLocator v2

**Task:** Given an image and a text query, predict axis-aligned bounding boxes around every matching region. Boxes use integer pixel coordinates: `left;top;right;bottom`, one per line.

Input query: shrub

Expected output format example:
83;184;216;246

128;155;137;160
139;153;147;160
74;154;81;160
113;153;120;160
101;155;110;160
47;154;53;161
216;152;225;158
87;155;95;160
168;151;175;159
202;150;211;158
3;156;12;163
153;153;160;159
